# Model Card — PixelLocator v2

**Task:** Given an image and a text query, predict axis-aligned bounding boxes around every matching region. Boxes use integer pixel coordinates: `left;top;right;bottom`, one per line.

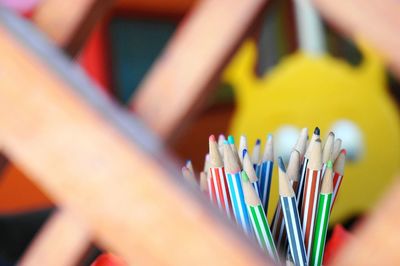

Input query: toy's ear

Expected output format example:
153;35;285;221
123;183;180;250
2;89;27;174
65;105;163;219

222;40;257;103
356;38;386;90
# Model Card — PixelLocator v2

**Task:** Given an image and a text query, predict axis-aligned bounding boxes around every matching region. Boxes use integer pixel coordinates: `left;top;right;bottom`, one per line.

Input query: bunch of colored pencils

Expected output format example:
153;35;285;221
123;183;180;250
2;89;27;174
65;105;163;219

182;127;346;266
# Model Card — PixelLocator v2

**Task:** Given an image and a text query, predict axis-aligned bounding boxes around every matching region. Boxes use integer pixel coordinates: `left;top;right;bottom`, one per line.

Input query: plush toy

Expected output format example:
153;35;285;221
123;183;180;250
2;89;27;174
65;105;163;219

224;40;400;223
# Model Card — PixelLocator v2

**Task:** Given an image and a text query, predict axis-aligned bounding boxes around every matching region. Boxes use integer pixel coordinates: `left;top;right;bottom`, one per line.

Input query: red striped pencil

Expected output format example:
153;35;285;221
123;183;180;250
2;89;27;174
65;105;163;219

209;135;233;219
297;127;319;209
331;149;346;211
301;138;322;259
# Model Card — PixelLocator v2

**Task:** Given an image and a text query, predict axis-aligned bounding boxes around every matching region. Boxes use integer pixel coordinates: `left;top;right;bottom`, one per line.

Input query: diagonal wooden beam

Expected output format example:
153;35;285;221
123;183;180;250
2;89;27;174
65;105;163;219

130;0;268;140
19;210;92;266
0;11;268;265
313;0;400;77
33;0;113;57
331;176;400;265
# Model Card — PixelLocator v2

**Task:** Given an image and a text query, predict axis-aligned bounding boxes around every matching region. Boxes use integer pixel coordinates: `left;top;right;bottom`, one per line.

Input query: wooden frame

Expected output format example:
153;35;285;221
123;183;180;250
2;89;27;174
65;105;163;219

0;10;268;265
33;0;113;57
130;0;268;140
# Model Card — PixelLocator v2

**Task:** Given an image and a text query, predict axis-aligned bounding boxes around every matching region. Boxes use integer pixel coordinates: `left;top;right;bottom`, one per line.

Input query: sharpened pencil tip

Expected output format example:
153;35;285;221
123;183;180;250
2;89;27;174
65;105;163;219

341;149;347;155
314;127;320;135
327;160;333;169
228;135;234;144
241;170;249;182
315;138;322;143
223;140;229;145
278;156;286;171
209;134;216;142
256;138;261;145
242;149;247;158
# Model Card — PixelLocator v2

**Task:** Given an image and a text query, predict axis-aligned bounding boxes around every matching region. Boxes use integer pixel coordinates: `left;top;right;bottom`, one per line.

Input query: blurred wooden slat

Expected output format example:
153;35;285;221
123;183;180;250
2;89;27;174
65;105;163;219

313;0;400;77
331;176;400;265
33;0;113;56
130;0;267;140
20;210;91;266
115;0;197;15
0;11;268;265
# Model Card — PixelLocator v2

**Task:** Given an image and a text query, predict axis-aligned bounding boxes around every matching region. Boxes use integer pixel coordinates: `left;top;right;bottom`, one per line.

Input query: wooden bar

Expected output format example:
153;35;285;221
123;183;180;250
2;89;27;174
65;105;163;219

331;176;400;265
20;210;91;266
130;0;268;140
0;11;268;265
313;0;400;77
33;0;113;56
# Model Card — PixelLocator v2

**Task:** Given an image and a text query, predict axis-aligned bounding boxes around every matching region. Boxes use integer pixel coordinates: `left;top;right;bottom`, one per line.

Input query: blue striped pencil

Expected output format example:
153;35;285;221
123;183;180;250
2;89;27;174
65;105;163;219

223;142;252;236
279;159;307;266
259;134;274;214
238;135;248;165
252;138;261;171
272;151;300;253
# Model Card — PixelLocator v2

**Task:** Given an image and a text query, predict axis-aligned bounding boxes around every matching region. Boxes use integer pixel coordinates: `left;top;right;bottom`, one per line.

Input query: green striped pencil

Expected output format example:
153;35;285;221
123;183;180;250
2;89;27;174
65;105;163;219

241;170;279;262
310;160;333;266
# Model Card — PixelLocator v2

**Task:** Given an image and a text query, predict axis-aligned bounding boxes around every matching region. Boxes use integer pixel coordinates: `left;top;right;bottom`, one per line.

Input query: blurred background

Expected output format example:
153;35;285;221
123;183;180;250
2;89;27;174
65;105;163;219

0;0;399;264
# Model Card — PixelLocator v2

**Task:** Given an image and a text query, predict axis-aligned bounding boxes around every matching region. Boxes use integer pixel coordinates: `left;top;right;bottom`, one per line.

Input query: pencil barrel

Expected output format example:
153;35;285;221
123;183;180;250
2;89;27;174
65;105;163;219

281;196;307;266
310;193;332;266
226;172;252;235
259;161;273;214
248;204;279;261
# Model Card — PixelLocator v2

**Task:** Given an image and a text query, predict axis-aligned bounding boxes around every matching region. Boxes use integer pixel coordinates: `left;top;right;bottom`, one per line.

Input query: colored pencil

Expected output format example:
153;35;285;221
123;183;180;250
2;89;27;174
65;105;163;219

252;138;261;170
294;128;309;160
321;132;334;177
199;171;208;194
301;138;322;259
331;138;342;162
297;127;319;209
310;160;333;266
279;160;307;266
209;135;233;218
228;135;242;167
331;149;346;211
203;153;210;176
242;149;260;197
259;134;274;214
239;135;248;165
242;170;279;262
182;166;197;186
218;134;226;156
223;142;252;235
272;151;300;253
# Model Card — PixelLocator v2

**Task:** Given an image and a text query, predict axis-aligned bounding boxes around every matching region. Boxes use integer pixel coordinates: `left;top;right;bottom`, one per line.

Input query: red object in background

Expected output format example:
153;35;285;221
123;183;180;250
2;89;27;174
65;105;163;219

91;253;127;266
323;225;353;265
78;20;111;94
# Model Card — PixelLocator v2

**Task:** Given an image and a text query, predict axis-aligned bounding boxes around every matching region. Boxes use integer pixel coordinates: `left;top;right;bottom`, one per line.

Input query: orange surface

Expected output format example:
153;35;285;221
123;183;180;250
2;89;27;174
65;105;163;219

0;164;53;213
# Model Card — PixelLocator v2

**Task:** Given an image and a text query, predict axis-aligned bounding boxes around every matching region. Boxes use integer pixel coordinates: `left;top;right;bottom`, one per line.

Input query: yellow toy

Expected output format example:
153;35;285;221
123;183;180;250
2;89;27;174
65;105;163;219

223;40;400;223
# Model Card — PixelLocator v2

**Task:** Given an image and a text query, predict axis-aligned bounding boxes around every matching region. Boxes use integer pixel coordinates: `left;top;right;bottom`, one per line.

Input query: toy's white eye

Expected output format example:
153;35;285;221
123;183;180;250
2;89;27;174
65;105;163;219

274;125;300;163
330;119;364;161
